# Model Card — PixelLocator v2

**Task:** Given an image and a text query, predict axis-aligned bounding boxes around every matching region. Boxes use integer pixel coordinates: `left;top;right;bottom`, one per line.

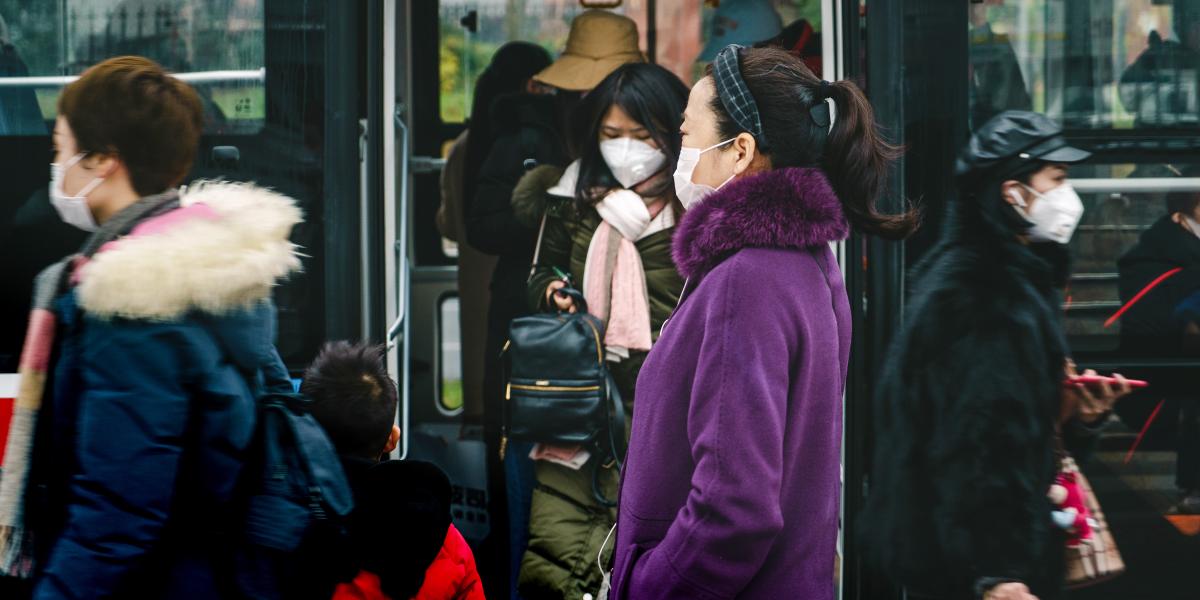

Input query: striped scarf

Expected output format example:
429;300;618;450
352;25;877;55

0;190;179;577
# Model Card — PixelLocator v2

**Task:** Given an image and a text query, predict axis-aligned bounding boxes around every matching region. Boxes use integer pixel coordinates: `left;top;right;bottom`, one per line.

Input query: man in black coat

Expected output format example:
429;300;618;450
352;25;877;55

861;112;1130;600
1117;172;1200;512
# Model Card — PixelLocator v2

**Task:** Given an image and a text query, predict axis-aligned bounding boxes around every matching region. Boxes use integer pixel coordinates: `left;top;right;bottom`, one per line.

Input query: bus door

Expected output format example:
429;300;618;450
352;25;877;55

862;1;1200;597
966;3;1200;597
397;0;842;595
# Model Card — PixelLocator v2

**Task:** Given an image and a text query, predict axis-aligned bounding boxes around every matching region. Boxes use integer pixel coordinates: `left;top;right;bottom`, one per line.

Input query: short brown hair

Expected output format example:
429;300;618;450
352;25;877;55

58;56;204;196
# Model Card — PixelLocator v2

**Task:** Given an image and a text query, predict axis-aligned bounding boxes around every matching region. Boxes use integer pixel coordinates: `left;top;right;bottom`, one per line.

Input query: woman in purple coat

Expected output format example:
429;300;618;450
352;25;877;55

609;45;918;599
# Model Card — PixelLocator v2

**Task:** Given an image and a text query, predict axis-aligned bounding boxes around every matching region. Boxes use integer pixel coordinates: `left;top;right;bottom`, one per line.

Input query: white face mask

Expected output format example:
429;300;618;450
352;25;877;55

50;153;104;232
673;138;736;210
1182;215;1200;240
600;137;666;189
1008;182;1084;244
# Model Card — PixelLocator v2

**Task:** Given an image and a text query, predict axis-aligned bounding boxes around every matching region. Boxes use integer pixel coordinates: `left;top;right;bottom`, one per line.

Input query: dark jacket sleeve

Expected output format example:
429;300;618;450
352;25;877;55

465;129;547;257
922;325;1058;591
33;320;203;599
526;207;574;312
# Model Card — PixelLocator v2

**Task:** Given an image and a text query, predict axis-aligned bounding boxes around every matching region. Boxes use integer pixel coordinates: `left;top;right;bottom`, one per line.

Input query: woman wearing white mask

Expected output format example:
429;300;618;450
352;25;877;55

609;46;917;600
0;56;301;598
863;111;1131;600
508;62;688;600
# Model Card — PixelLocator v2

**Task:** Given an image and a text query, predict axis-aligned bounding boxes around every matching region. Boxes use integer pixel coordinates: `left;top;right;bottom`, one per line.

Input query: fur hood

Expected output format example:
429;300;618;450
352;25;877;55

76;180;303;321
511;164;567;228
672;167;848;279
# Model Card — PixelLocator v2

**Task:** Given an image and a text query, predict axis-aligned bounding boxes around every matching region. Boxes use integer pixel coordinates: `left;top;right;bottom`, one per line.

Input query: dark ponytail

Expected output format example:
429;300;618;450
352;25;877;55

706;47;919;240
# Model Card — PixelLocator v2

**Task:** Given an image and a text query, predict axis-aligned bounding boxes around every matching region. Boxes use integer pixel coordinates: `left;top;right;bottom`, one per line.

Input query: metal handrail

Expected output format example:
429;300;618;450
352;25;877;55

1071;272;1119;281
0;68;266;88
1073;177;1200;194
388;103;412;461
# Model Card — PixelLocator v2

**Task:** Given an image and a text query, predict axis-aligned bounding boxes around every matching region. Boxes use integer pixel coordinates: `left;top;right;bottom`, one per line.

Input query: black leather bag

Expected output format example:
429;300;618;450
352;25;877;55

501;288;626;505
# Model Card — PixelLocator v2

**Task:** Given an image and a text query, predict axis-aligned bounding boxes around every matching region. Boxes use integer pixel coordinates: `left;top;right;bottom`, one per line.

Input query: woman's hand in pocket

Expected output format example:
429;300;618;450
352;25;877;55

985;582;1038;600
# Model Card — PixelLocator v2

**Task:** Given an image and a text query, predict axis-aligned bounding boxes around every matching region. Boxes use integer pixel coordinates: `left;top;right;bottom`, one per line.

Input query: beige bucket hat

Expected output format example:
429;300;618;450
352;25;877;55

534;10;645;92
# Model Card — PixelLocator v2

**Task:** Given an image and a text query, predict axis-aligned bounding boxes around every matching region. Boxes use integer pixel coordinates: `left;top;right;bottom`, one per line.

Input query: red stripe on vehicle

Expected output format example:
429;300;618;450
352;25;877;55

1104;267;1183;328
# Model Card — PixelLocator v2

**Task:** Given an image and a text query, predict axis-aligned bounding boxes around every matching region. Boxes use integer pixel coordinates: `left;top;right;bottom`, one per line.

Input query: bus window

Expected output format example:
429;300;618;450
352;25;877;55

437;1;648;124
969;0;1200;131
0;1;265;136
656;0;823;85
439;295;463;414
1065;160;1200;354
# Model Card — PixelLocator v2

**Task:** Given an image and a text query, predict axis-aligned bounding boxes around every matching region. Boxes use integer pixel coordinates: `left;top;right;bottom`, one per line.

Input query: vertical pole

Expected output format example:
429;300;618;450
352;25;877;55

647;0;658;63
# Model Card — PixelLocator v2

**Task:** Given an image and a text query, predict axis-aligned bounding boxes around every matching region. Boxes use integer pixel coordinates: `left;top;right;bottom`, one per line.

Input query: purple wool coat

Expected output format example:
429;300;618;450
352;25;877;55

610;167;851;600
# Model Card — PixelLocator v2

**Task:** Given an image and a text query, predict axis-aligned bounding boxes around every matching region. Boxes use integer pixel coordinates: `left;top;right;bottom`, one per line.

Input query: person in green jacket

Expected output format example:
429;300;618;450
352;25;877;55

509;62;688;599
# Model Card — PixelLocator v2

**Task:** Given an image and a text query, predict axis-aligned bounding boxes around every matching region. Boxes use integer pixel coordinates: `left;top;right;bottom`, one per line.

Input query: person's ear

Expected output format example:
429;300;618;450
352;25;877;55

1002;179;1027;207
84;153;121;178
731;132;758;176
383;424;401;454
1172;212;1186;226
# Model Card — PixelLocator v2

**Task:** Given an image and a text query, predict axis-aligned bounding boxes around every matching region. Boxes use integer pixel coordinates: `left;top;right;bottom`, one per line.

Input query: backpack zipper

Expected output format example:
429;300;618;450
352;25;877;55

509;383;602;393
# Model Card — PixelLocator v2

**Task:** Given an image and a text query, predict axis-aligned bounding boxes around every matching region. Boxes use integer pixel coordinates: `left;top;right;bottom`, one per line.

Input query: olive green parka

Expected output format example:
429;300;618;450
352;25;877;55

510;162;683;599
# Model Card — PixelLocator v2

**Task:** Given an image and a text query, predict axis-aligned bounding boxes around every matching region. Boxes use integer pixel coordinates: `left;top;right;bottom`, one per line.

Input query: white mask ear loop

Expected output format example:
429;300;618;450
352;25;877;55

1008;188;1029;209
75;172;106;197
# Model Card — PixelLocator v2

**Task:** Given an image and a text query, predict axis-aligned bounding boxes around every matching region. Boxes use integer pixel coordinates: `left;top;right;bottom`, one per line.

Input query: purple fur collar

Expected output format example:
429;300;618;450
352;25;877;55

672;167;849;278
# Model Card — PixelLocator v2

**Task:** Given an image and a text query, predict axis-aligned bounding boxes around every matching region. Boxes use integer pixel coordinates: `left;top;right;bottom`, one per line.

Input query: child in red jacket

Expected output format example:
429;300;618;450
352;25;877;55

302;342;484;600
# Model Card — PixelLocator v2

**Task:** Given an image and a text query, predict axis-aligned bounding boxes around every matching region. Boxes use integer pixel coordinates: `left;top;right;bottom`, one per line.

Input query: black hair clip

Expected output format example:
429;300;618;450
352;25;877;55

809;101;831;130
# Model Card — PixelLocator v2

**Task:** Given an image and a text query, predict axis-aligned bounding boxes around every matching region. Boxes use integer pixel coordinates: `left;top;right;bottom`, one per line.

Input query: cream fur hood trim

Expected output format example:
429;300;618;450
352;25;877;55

77;181;303;321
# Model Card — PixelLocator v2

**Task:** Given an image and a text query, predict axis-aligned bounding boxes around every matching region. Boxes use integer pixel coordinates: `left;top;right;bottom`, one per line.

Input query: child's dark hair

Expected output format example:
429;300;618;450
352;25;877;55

705;47;919;240
301;341;398;459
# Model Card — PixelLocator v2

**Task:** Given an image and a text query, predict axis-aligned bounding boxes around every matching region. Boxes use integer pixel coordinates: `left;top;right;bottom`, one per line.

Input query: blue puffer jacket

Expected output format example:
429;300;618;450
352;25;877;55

29;182;302;600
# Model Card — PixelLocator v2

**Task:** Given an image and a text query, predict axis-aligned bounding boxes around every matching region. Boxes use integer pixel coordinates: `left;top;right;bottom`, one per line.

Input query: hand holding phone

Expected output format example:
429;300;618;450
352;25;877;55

1063;369;1137;424
1063;374;1147;389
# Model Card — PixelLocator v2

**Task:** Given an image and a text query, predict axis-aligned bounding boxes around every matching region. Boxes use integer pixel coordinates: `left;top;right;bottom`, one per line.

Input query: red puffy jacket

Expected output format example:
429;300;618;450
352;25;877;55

333;525;484;600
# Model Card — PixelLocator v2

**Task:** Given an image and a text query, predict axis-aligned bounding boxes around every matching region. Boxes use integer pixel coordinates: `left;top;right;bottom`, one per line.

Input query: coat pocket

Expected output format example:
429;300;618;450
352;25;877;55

507;377;606;445
613;541;649;600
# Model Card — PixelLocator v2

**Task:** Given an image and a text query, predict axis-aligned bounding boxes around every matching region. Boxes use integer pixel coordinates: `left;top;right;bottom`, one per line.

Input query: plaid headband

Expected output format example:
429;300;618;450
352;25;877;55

712;45;768;150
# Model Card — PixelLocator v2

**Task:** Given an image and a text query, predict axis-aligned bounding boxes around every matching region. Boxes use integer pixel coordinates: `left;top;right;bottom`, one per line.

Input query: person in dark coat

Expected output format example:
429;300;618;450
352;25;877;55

464;10;643;598
1117;170;1200;512
1;57;303;599
464;75;571;600
436;42;551;429
861;111;1130;600
611;45;918;600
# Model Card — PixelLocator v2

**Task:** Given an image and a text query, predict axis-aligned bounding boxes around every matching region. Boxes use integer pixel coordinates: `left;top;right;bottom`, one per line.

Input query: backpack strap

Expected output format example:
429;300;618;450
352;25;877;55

261;346;295;394
591;372;626;508
528;210;549;284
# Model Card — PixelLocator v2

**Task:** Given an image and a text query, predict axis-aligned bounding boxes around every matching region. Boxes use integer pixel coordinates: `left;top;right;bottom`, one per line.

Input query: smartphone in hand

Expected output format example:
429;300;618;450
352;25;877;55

1063;374;1147;389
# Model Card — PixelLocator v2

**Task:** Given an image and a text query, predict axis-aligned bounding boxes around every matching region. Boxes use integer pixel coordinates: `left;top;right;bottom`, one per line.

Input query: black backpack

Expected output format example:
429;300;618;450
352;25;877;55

502;288;626;506
234;380;356;598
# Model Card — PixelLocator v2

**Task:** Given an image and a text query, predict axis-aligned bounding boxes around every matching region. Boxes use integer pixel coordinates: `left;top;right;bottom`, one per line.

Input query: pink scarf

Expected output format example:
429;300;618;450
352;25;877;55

583;190;671;360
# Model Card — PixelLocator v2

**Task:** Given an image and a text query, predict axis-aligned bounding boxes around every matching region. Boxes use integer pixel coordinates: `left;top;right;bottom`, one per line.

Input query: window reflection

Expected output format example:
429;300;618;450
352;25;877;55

968;0;1200;132
0;0;265;136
